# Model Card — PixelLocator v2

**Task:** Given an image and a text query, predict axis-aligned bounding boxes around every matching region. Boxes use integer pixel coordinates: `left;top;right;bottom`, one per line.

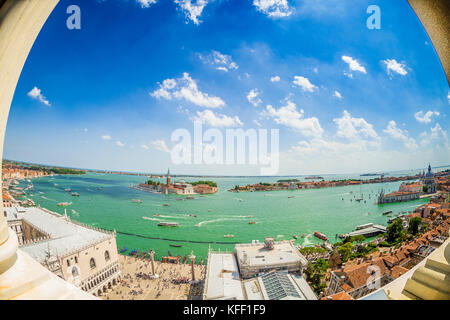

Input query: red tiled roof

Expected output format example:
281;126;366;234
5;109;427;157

321;291;353;300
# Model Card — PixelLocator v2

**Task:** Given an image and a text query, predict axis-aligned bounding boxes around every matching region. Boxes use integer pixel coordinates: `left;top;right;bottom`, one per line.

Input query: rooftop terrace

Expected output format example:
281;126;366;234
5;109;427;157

5;206;113;263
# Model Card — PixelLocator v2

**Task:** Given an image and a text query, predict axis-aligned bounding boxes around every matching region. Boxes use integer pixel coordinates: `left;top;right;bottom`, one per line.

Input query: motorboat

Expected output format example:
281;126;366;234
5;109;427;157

157;222;179;227
314;231;328;241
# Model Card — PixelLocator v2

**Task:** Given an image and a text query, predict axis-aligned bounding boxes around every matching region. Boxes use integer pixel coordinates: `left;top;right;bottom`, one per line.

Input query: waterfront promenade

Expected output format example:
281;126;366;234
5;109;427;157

103;254;205;300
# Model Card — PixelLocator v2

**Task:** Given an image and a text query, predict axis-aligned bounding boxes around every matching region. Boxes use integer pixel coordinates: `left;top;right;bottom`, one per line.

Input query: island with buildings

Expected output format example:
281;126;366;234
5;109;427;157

377;164;438;204
133;169;218;195
229;173;422;192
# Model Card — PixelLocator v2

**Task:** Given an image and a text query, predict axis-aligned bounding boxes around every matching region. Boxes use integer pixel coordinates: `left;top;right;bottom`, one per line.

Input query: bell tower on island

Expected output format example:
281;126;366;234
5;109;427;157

166;168;171;186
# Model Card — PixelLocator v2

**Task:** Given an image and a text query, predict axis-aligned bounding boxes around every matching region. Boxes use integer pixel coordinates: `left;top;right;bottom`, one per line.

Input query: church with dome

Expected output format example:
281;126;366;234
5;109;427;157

421;164;437;194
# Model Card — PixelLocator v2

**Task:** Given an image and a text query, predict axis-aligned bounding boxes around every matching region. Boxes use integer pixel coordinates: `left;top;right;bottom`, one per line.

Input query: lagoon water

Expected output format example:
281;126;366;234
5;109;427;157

21;169;439;262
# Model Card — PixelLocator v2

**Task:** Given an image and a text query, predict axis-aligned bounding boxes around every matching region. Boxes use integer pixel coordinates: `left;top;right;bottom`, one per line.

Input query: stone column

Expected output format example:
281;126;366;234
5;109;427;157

149;250;155;275
189;251;196;281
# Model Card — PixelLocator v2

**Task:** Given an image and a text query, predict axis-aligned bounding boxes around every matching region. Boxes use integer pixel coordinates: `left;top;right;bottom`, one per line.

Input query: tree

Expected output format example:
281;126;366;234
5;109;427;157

387;218;405;244
352;235;366;244
328;252;342;269
337;242;354;262
314;258;329;273
305;258;329;294
408;217;422;235
423;185;428;193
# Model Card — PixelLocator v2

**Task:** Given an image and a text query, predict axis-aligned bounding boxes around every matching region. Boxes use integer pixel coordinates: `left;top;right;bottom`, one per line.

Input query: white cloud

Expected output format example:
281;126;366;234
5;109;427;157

253;0;293;18
150;72;225;108
342;56;367;74
27;86;51;106
419;123;448;147
191;109;243;127
83;128;88;132
382;59;408;76
152;139;171;152
414;110;440;123
270;75;280;82
343;71;353;79
383;120;417;150
141;144;150;150
447;92;450;104
247;89;262;107
199;50;239;72
287;111;382;172
333;90;342;99
136;0;156;8
333;110;378;140
291;137;376;158
262;100;323;137
174;0;209;25
116;141;125;147
292;76;318;92
313;67;318;74
101;134;111;140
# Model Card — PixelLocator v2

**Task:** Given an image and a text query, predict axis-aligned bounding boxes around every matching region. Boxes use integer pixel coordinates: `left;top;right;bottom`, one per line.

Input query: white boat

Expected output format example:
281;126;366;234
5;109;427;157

71;192;80;197
223;234;234;238
131;199;142;203
64;188;71;192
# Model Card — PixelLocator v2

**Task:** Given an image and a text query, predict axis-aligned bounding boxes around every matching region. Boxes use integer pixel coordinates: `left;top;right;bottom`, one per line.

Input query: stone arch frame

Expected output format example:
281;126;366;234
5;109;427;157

89;257;96;270
104;250;110;262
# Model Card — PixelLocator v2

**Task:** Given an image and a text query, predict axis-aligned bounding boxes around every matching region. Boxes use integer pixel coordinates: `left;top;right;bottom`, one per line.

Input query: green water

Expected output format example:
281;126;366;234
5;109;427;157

19;171;433;262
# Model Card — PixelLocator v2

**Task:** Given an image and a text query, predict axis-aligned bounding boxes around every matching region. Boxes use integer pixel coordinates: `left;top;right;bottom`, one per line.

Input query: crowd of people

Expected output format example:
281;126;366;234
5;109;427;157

103;254;206;300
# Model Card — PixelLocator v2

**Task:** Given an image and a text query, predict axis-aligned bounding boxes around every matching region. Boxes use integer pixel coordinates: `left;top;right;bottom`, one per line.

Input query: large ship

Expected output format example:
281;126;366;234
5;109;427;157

314;231;328;241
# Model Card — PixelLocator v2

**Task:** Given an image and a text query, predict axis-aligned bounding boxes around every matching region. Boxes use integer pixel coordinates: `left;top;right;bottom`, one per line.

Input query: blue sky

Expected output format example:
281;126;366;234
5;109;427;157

5;0;450;175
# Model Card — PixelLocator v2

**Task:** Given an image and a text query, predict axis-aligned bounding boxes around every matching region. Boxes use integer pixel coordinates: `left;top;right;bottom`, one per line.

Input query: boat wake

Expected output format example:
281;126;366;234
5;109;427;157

302;234;313;246
142;216;160;221
158;215;187;219
195;217;245;227
40;196;57;202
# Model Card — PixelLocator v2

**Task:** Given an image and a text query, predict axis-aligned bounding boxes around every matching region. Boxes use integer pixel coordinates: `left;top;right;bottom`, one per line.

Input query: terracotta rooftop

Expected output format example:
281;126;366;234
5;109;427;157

321;291;353;300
